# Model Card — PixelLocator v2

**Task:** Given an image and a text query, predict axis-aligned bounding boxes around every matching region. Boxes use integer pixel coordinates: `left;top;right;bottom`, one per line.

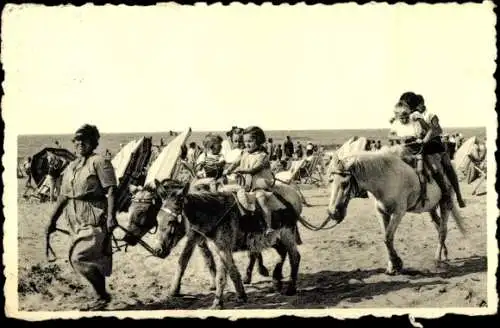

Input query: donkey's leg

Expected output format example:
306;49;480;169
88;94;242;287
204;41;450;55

244;252;257;284
385;212;405;274
244;252;268;285
438;201;450;262
271;241;287;292
377;208;405;275
208;240;247;309
280;228;301;296
429;208;446;266
210;248;227;310
168;234;198;297
198;239;217;290
257;252;270;277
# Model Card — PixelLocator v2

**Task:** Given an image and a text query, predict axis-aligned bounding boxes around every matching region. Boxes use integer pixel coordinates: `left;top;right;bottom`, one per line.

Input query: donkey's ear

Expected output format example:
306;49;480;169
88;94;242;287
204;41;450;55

155;179;167;197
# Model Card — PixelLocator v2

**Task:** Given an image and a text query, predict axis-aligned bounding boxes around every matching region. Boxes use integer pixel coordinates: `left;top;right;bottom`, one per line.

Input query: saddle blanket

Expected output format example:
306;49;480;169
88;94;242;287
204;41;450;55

219;184;287;214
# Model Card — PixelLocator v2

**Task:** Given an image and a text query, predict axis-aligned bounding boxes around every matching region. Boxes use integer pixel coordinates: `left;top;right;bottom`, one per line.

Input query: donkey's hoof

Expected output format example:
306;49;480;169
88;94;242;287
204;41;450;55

236;294;248;304
385;268;398;276
272;279;283;292
259;267;270;277
284;285;297;296
209;284;216;291
168;289;181;297
393;258;404;272
433;260;449;271
243;275;252;285
210;301;223;310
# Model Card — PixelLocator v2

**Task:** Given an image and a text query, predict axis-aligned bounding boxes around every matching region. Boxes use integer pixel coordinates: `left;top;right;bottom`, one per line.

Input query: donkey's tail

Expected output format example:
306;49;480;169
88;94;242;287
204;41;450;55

449;200;468;237
293;223;303;245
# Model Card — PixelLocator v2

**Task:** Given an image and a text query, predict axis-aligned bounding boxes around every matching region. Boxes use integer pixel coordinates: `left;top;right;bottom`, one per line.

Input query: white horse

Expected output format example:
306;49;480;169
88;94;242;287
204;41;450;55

326;145;467;275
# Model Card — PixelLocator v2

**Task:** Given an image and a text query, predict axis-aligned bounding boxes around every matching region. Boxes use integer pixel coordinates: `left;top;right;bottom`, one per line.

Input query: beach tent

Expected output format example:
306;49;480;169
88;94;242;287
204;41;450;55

336;136;368;160
453;136;477;174
112;136;153;213
144;128;192;187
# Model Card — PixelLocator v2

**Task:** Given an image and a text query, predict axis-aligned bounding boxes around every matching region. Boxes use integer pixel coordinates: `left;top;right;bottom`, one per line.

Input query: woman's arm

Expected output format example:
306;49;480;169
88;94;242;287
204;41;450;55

46;195;68;233
106;186;117;232
95;157;119;232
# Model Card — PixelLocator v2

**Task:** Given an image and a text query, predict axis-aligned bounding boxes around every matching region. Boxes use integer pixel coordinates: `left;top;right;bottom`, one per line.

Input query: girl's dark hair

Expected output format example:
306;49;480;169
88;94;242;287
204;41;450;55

243;126;266;146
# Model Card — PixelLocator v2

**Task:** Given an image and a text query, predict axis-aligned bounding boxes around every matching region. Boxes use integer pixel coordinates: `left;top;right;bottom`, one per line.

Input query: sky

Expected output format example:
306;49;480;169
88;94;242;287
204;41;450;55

2;2;497;135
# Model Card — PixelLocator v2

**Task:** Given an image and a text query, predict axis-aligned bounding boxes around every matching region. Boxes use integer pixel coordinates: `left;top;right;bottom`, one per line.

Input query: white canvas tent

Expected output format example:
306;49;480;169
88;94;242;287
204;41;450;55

453;136;477;174
112;138;143;180
336;136;368;160
144;128;192;186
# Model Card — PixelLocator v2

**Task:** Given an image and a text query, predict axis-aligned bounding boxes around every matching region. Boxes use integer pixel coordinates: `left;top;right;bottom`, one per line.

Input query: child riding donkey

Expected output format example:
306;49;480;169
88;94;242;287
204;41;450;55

389;92;465;207
224;126;280;244
193;133;226;192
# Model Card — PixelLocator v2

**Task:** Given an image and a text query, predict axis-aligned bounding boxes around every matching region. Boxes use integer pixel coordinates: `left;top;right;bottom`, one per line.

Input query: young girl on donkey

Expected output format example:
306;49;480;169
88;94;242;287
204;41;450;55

225;126;277;244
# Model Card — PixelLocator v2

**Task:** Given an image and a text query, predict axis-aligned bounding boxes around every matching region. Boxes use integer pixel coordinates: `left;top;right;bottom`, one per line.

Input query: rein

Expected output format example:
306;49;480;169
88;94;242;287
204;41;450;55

44;224;146;262
297;167;353;232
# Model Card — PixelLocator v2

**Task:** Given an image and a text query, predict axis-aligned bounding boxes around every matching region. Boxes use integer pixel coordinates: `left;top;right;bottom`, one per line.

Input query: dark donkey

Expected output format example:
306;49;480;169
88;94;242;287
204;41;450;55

151;179;302;309
121;180;272;290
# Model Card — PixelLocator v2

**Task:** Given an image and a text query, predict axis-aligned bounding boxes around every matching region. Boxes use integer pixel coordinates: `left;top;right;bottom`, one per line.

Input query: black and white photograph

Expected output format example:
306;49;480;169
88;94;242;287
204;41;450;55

2;2;497;320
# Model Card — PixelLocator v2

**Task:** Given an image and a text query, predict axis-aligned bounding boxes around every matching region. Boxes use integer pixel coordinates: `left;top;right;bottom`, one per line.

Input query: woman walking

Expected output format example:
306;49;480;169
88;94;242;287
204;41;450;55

45;124;118;311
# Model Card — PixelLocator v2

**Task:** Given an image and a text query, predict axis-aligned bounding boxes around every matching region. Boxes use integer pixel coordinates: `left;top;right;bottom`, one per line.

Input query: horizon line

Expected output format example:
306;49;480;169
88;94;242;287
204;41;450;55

17;125;486;137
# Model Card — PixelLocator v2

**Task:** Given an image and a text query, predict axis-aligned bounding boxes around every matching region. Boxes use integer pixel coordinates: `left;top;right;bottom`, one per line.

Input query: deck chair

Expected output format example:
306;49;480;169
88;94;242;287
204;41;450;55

274;158;307;184
273;159;312;206
300;154;324;185
468;158;487;196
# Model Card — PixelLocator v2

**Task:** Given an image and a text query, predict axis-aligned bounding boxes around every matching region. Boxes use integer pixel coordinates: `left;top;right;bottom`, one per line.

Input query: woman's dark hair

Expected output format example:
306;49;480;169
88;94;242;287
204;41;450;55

73;124;100;150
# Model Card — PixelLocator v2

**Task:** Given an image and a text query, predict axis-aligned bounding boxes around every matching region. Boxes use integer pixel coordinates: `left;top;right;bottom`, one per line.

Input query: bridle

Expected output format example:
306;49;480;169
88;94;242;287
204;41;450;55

110;195;161;256
157;188;237;240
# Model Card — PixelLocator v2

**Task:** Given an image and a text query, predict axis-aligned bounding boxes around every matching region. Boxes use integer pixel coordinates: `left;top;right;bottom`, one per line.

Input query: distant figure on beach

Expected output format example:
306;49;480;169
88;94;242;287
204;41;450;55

283;136;294;161
105;149;112;161
21;157;33;198
266;138;276;160
295;141;303;159
275;144;283;161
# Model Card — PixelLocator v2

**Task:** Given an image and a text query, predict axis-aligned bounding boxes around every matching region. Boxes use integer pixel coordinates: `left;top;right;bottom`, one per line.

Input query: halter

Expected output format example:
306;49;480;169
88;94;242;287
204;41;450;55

129;193;159;234
158;190;237;240
330;162;363;200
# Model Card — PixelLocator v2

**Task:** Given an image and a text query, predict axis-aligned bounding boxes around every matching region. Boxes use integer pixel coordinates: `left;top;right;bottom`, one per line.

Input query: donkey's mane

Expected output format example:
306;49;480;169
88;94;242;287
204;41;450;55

345;150;404;183
141;183;157;194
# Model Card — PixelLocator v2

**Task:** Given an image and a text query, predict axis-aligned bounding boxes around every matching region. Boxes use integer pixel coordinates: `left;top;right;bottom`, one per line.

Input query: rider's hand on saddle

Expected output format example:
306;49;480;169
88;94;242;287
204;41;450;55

415;138;423;144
